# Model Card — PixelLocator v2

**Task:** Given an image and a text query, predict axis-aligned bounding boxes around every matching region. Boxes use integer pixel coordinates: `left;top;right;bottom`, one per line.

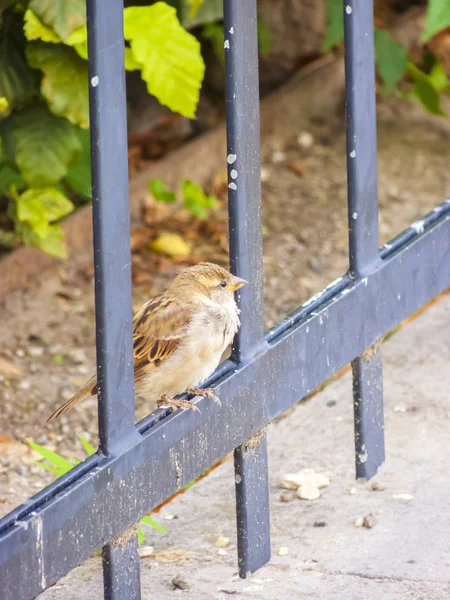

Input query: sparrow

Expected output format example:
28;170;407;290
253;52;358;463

47;262;247;421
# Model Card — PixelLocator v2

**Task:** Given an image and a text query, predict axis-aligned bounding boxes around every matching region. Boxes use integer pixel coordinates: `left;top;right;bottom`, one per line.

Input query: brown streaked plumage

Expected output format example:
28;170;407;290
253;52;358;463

47;262;247;421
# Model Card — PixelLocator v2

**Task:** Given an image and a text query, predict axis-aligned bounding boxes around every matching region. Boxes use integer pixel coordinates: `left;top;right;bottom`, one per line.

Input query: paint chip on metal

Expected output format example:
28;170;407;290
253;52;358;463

229;26;234;34
229;182;237;191
91;76;99;87
346;5;353;14
411;220;425;234
224;40;230;50
352;212;358;220
227;154;237;164
230;169;238;180
349;150;356;158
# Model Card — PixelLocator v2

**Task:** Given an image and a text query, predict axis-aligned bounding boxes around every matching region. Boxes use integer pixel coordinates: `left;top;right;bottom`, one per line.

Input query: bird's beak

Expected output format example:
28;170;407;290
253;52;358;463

229;276;248;292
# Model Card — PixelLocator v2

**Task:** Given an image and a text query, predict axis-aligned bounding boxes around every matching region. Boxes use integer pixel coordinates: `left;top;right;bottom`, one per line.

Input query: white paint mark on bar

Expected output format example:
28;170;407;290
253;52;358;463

229;26;234;34
353;212;358;220
230;169;238;179
224;40;230;50
346;5;353;14
91;76;99;87
227;153;237;164
228;182;237;191
410;220;425;234
349;150;356;158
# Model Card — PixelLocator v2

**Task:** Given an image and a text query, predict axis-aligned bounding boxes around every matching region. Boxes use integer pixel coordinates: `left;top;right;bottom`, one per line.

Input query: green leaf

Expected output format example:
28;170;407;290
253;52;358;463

137;526;145;546
33;461;61;475
180;0;223;29
18;187;74;224
77;433;96;456
0;164;25;194
65;26;88;60
29;0;86;41
428;61;449;91
124;3;205;119
24;9;61;43
139;515;167;534
257;16;272;55
323;0;344;51
374;29;408;91
422;0;450;42
202;23;224;67
26;42;89;128
64;128;91;199
0;13;38;112
149;178;176;203
406;62;446;116
182;179;216;219
187;0;204;18
22;221;68;257
13;104;81;186
26;438;75;475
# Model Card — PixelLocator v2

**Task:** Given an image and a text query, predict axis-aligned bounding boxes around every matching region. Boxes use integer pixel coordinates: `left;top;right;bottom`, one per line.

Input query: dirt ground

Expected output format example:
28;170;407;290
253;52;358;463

0;94;449;526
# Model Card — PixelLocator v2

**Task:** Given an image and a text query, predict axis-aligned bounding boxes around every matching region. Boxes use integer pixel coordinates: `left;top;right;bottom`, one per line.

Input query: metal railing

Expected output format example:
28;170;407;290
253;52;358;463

1;0;450;598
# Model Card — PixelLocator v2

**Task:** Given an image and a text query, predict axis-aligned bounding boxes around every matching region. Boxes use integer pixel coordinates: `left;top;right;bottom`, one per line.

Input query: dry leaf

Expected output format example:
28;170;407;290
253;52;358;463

287;160;308;176
0;357;22;380
149;233;190;258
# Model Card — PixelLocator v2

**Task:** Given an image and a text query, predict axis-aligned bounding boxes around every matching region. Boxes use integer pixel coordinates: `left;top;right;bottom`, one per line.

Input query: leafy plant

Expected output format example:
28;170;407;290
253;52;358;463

149;177;217;219
0;1;205;256
324;0;450;115
26;434;167;544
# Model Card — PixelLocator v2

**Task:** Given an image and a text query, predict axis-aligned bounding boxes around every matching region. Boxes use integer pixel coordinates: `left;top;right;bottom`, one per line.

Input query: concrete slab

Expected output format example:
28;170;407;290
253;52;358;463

41;292;450;599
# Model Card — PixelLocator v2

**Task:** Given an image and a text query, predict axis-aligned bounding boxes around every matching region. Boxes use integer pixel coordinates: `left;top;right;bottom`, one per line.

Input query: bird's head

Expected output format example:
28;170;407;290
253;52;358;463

171;262;248;304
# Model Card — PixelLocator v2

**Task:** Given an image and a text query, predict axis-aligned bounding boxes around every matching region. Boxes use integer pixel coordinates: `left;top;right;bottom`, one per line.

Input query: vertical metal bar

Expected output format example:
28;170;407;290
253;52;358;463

344;0;379;276
86;0;139;455
353;345;384;479
234;433;271;578
87;2;141;597
102;526;141;600
344;0;385;480
223;0;271;577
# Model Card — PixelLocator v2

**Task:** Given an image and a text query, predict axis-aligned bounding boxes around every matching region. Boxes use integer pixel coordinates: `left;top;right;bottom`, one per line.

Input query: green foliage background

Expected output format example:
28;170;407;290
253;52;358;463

0;0;449;257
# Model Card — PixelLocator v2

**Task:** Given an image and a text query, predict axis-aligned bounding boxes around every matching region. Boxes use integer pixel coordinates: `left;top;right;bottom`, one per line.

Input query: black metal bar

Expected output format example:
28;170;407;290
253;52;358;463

234;434;271;577
86;0;139;455
86;1;141;597
223;0;270;577
344;0;385;480
2;210;449;600
353;344;385;479
102;527;141;600
344;0;379;276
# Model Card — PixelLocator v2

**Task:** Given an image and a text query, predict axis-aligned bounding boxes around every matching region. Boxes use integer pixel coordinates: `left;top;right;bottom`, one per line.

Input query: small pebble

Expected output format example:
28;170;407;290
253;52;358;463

68;348;87;364
139;546;154;558
217;548;228;556
279;491;294;503
164;514;175;520
271;151;286;164
60;388;73;401
313;521;326;528
16;349;25;357
393;405;407;413
371;481;386;492
354;517;364;527
260;166;270;182
28;346;44;357
172;576;189;591
297;485;320;501
297;131;314;149
349;487;356;495
215;536;230;548
363;514;377;529
392;493;413;500
326;399;337;407
18;380;31;390
277;547;288;556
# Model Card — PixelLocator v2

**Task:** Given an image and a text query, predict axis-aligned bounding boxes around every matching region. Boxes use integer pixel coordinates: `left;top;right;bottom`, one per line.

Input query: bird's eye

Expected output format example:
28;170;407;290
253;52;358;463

219;280;227;288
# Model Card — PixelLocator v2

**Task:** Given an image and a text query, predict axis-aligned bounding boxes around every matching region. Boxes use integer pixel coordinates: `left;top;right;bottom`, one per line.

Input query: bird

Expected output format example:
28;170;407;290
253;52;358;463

47;262;247;421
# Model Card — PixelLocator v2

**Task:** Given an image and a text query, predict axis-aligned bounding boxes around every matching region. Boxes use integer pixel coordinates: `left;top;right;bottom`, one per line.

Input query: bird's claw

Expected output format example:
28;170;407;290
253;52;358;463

157;394;200;413
187;387;222;407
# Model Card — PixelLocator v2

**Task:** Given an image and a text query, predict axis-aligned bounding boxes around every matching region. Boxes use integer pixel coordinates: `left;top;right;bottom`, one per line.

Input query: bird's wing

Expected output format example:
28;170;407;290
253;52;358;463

132;293;193;382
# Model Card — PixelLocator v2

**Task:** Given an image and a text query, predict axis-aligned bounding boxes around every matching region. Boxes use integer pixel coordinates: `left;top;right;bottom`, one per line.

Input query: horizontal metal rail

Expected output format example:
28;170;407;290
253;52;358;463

1;204;449;599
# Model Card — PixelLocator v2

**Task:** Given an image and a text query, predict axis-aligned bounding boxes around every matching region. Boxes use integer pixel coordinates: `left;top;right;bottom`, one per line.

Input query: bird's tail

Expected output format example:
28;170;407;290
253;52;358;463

47;375;98;422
